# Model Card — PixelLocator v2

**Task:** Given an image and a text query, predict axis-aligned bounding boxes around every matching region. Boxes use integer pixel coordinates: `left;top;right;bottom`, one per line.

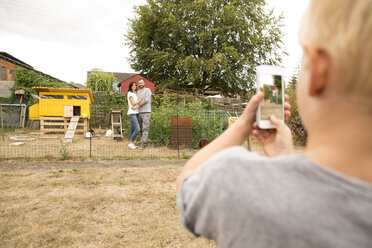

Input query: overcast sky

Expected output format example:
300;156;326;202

0;0;308;85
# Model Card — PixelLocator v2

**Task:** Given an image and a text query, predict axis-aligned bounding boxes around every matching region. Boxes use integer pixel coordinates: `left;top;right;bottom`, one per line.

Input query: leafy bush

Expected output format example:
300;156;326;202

13;67;72;105
263;84;273;101
286;76;307;145
149;93;227;147
0;97;10;104
152;93;214;110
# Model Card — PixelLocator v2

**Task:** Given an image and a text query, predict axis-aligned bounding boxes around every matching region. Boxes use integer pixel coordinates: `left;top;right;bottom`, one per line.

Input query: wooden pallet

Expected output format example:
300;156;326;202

40;116;88;136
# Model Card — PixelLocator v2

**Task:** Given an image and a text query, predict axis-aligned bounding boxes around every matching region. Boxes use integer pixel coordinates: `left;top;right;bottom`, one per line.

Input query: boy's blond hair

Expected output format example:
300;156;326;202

299;0;372;102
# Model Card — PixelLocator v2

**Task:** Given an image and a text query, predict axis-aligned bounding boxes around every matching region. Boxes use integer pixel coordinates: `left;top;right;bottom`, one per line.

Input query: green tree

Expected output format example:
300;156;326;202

126;0;285;96
273;75;282;89
86;69;117;92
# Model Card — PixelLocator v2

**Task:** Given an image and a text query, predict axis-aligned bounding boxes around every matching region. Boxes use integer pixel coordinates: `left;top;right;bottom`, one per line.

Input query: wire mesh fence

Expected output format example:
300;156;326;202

0;108;242;160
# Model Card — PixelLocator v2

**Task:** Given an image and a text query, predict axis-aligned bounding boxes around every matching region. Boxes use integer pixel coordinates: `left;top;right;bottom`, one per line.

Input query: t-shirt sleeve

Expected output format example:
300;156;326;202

128;92;133;102
144;89;151;103
177;146;253;239
177;159;221;238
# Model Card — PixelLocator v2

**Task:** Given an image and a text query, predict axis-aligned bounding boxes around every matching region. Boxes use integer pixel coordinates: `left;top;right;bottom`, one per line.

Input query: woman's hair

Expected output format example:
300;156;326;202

128;81;136;92
299;0;372;100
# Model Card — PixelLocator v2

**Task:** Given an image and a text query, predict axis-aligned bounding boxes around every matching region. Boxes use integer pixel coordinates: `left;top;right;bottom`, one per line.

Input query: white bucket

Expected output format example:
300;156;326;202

85;132;92;138
105;129;113;136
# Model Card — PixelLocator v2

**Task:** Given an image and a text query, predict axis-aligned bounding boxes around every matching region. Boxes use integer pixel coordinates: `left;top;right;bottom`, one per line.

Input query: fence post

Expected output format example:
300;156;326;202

176;101;180;158
1;105;4;141
89;104;92;158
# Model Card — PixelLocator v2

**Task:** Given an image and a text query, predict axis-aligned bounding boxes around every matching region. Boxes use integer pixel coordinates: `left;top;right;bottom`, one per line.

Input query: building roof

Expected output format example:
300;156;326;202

33;87;93;102
0;52;33;69
112;72;138;82
0;52;65;83
69;82;86;89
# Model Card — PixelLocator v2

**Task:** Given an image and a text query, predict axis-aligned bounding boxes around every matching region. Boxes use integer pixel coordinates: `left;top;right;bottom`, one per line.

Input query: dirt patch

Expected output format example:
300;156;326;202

0;159;187;172
0;135;304;247
0;128;302;161
0;160;214;247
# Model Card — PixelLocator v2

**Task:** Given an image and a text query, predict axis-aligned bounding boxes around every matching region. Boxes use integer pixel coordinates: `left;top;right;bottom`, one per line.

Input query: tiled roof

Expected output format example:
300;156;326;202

112;72;138;82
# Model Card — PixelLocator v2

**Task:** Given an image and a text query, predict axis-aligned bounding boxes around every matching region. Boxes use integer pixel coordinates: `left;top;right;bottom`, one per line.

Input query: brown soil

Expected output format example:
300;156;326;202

260;100;283;120
0;159;215;248
0;130;304;247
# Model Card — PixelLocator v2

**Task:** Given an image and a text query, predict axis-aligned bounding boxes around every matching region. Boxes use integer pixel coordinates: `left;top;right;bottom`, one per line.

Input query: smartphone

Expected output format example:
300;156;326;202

256;65;285;129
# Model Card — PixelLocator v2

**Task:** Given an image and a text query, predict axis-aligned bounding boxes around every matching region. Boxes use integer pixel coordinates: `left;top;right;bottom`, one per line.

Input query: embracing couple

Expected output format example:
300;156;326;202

127;78;152;149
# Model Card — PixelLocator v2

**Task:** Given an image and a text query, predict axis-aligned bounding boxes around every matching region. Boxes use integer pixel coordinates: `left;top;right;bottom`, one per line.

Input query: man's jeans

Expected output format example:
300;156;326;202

128;114;140;142
138;112;151;147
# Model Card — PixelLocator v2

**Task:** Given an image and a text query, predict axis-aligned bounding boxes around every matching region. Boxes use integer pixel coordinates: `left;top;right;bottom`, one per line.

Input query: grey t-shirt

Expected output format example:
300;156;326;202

137;88;152;113
177;146;372;248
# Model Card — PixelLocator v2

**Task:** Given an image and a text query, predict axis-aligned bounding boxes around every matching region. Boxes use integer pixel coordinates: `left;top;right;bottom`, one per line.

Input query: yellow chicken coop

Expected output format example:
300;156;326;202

29;87;94;134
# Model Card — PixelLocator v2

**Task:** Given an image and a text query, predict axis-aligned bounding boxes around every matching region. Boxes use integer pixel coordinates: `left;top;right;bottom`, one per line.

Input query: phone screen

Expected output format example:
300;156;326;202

258;74;283;120
256;65;284;129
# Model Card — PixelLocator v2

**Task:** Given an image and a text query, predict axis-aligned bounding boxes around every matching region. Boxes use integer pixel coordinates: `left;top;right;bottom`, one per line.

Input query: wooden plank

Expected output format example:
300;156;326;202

64;119;68;132
64;116;80;143
39;116;89;136
83;119;88;132
68;121;78;130
42;122;69;126
41;128;65;132
40;116;65;121
65;131;75;139
40;116;88;122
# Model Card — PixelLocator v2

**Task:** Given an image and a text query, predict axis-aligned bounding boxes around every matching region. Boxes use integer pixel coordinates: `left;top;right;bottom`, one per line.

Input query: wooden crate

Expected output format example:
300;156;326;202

40;116;89;135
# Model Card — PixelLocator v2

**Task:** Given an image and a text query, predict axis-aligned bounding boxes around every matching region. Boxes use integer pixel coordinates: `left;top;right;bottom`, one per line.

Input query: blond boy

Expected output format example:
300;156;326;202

176;0;372;247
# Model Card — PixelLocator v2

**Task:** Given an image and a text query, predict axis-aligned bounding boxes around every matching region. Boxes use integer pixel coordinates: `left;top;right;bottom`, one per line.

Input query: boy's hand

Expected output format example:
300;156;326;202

237;92;264;136
252;116;294;157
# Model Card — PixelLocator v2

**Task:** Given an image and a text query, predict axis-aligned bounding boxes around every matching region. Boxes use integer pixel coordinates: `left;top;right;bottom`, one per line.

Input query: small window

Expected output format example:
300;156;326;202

40;95;64;99
0;67;5;80
68;95;87;100
9;70;14;75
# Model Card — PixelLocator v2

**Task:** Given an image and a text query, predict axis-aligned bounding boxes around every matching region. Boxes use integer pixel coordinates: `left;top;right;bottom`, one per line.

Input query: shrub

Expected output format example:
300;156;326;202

13;67;72;105
286;76;307;145
149;93;226;148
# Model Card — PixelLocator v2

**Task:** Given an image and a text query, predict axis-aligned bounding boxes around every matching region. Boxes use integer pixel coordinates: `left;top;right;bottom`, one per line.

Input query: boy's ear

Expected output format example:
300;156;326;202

303;45;331;96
